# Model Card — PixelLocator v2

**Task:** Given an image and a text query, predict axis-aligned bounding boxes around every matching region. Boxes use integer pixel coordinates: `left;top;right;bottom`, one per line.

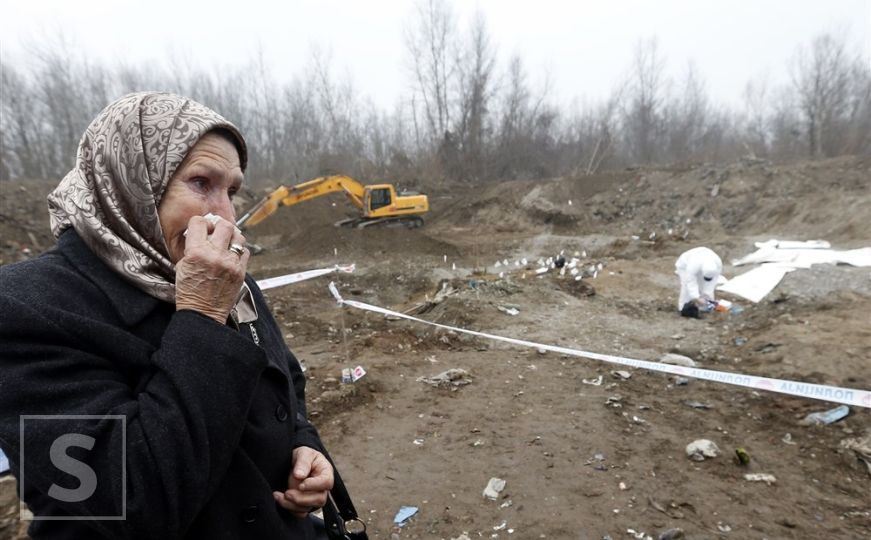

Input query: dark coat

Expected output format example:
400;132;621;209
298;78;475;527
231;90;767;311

0;229;323;539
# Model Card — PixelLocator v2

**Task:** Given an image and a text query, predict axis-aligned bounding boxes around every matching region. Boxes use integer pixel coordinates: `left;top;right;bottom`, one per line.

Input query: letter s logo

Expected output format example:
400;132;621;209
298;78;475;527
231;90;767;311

47;434;98;503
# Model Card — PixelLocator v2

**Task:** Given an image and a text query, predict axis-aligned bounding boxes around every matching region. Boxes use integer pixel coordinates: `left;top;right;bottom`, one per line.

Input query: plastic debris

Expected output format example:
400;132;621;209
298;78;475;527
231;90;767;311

483;477;506;500
351;365;366;382
393;505;418;526
605;395;623;408
493;521;507;531
582;375;603;386
659;353;697;367
611;370;631;380
744;473;777;485
341;366;366;383
496;305;520;316
782;433;796;445
674;377;690;386
683;400;712;409
734;336;748;346
417;369;472;389
627;528;652;540
735;447;751;465
0;448;8;474
686;439;720;461
450;534;471;540
799;404;850;426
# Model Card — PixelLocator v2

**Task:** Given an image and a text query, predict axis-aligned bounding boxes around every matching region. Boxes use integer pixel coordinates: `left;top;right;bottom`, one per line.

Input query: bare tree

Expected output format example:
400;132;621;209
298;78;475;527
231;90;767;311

791;33;852;157
404;0;457;144
842;56;871;155
621;37;668;164
742;76;770;156
454;11;497;181
666;62;709;162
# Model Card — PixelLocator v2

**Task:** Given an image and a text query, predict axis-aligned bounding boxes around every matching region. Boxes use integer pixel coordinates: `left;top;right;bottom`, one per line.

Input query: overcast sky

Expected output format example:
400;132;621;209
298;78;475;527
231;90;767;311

2;0;869;111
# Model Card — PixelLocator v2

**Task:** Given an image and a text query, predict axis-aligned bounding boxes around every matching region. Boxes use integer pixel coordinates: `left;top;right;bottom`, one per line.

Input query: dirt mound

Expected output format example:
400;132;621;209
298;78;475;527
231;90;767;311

430;170;634;234
429;156;870;245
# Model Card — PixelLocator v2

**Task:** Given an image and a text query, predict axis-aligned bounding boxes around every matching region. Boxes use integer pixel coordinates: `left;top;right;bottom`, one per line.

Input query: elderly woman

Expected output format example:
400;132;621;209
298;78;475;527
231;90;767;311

0;93;349;539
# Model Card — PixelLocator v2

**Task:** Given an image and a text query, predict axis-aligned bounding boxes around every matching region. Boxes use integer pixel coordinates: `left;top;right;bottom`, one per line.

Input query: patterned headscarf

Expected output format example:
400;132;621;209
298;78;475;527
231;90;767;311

47;92;247;303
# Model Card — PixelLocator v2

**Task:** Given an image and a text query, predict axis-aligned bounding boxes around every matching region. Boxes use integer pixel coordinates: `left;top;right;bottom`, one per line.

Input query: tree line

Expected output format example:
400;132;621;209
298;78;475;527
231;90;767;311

2;0;869;189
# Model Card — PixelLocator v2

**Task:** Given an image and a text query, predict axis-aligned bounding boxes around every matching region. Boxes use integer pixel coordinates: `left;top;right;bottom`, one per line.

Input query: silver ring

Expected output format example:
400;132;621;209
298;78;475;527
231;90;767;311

228;243;245;257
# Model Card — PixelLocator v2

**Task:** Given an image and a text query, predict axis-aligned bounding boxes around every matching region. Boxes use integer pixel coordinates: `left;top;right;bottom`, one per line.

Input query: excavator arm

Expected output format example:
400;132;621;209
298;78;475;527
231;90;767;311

237;175;366;228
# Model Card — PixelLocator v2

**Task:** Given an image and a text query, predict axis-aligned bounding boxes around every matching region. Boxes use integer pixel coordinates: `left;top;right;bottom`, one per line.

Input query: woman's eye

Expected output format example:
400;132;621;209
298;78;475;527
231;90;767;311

190;177;209;191
228;187;238;199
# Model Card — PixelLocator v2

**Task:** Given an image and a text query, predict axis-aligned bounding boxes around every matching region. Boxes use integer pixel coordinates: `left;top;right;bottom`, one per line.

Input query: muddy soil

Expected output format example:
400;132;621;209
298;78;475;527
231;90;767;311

1;156;869;539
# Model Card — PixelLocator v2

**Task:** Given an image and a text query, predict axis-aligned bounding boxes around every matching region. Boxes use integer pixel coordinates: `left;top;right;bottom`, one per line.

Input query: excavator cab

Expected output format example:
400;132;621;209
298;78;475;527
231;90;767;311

365;186;393;212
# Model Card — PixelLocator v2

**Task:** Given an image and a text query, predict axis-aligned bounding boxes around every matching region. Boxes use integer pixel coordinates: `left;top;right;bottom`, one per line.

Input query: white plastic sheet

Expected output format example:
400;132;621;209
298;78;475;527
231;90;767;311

718;264;794;303
720;239;871;303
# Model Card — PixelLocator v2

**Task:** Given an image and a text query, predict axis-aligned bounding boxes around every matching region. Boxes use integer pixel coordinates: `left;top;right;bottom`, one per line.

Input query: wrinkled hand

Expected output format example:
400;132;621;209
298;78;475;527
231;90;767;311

273;447;334;519
175;216;249;323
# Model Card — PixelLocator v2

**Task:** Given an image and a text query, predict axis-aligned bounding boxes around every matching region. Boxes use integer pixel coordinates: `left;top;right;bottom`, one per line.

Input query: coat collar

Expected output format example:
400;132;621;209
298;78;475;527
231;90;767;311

57;228;162;326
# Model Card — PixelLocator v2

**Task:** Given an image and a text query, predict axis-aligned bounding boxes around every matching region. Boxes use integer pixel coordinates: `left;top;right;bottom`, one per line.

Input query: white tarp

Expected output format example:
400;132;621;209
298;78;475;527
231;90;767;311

718;264;795;303
719;239;871;303
732;239;871;268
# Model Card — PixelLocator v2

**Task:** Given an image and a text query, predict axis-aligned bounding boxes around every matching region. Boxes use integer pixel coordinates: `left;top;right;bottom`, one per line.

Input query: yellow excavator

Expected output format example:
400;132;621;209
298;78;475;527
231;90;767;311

236;175;429;229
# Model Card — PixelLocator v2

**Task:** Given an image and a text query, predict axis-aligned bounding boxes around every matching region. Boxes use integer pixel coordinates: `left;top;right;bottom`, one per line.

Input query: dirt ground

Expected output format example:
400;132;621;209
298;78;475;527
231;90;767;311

1;156;870;539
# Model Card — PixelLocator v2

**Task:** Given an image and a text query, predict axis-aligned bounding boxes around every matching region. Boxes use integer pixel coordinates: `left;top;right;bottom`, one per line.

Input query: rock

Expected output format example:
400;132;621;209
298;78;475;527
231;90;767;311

483;477;506;500
658;528;685;540
685;439;720;461
660;353;696;367
744;473;777;485
417;369;472;389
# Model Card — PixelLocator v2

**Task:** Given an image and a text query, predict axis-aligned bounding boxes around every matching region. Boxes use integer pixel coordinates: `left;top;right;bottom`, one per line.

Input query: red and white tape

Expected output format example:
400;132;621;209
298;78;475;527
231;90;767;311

327;282;871;409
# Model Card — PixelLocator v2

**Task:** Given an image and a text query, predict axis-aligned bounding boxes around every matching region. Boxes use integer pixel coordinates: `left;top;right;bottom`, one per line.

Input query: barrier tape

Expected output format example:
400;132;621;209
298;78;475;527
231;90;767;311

327;282;871;409
256;264;355;291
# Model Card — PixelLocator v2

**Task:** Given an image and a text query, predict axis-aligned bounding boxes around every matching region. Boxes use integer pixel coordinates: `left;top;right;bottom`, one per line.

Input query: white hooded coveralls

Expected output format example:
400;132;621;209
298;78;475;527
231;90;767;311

675;247;722;310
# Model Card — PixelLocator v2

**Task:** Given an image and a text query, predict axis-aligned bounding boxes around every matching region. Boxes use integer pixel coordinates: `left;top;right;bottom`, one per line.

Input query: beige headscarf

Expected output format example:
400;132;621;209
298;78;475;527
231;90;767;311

47;92;247;303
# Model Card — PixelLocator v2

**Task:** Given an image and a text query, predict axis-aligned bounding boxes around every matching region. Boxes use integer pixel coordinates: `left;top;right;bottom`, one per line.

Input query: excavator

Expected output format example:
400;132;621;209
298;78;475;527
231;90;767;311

236;175;429;229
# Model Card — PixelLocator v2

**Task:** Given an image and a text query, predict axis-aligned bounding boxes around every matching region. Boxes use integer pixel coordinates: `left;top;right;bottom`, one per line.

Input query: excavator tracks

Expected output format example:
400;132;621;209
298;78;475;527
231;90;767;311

334;216;424;229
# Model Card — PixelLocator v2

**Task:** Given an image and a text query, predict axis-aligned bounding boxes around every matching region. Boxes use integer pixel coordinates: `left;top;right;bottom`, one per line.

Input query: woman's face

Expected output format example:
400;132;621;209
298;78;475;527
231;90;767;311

158;132;244;264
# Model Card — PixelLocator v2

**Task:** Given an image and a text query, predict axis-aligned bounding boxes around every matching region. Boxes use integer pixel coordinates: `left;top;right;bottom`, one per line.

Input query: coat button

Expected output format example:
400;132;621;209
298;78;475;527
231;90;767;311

242;505;258;523
275;404;288;422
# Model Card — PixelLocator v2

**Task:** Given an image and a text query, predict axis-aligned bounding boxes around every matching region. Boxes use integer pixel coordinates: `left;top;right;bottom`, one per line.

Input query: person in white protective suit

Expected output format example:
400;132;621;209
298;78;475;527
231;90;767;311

675;246;722;317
